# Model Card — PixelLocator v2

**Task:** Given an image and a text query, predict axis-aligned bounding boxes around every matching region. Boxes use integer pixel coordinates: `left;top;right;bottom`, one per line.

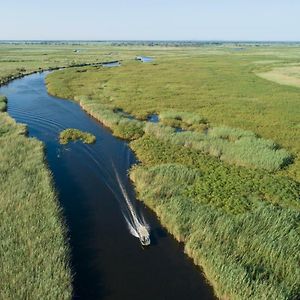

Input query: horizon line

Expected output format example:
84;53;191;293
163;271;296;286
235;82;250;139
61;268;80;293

1;39;300;43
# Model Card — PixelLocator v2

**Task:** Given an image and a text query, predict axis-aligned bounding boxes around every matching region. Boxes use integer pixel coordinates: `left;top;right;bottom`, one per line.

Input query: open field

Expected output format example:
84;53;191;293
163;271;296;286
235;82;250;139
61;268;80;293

258;65;300;88
0;95;72;299
46;43;300;299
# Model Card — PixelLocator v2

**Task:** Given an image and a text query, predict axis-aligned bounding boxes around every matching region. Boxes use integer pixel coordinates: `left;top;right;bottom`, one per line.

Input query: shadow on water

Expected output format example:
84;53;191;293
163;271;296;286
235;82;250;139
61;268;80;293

1;72;216;300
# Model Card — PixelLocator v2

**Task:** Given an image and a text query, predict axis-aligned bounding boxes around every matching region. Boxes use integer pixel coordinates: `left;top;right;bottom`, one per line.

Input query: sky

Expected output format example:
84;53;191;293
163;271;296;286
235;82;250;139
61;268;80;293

0;0;299;41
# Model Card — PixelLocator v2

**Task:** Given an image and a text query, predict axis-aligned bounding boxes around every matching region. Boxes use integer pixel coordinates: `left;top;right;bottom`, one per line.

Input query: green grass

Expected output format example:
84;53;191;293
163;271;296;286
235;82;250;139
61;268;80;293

130;135;300;300
72;96;145;140
144;122;292;171
0;105;72;299
159;110;208;131
45;45;300;300
59;128;96;144
45;52;300;180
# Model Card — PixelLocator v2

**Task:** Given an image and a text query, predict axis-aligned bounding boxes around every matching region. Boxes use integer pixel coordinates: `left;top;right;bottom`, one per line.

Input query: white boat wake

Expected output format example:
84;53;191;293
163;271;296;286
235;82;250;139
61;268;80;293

112;163;150;246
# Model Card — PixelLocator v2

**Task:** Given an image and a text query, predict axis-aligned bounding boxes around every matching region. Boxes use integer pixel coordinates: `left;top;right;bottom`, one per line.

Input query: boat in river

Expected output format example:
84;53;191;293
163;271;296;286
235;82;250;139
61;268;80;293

137;224;150;246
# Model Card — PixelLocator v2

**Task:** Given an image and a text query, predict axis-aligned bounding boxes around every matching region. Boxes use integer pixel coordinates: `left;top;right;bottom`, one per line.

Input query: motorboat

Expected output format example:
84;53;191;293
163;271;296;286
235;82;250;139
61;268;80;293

137;224;150;246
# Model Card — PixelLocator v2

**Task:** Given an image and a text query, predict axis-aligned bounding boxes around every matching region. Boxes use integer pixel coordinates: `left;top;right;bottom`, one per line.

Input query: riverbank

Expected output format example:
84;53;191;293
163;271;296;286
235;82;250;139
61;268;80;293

0;95;72;299
45;57;300;300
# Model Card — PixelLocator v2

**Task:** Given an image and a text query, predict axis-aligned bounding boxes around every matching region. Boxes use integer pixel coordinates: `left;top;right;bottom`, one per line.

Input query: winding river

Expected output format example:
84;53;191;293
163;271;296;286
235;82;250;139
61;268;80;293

0;72;215;300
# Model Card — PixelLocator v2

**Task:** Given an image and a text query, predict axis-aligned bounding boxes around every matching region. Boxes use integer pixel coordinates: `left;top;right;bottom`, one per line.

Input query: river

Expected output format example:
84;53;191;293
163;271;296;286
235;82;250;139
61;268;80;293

0;72;215;300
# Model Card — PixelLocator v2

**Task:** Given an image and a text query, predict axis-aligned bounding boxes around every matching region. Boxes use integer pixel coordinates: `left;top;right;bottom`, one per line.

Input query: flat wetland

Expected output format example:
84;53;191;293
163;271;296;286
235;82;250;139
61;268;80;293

0;42;300;299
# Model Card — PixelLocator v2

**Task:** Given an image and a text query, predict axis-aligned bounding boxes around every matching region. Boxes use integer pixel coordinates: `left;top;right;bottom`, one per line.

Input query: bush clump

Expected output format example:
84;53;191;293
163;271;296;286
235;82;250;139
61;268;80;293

160;110;208;131
59;128;96;144
0;95;7;112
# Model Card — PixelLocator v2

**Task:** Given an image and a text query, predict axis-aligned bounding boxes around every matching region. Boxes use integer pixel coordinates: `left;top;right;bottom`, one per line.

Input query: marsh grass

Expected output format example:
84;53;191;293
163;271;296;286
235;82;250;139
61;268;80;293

45;52;300;179
144;122;292;171
0;106;72;299
59;128;96;144
130;136;300;300
160;110;208;131
73;95;145;140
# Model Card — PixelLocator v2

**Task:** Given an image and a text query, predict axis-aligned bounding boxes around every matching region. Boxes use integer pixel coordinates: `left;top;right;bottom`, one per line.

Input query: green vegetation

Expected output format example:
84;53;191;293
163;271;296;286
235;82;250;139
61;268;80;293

130;136;300;300
45;44;300;300
0;95;7;112
0;97;72;299
159;110;208;131
73;96;145;140
59;128;96;144
46;49;300;180
144;122;292;171
1;42;300;299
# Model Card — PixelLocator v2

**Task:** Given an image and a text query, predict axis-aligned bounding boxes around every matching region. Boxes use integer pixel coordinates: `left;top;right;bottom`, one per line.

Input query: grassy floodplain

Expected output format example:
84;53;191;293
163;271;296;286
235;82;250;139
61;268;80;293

46;43;300;300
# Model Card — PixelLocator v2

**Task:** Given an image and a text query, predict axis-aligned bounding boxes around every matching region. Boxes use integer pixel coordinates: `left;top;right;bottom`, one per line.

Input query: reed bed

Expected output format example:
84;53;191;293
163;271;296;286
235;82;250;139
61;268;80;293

130;137;300;300
144;122;292;171
0;104;72;299
160;110;208;131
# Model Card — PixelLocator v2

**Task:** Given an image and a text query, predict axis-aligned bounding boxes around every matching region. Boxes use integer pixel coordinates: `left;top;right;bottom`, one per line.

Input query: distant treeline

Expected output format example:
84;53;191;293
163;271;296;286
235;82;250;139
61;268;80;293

1;40;300;47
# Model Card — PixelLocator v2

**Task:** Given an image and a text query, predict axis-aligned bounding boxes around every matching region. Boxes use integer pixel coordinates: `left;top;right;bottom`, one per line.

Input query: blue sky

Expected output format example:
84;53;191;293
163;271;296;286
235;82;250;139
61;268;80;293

1;0;299;41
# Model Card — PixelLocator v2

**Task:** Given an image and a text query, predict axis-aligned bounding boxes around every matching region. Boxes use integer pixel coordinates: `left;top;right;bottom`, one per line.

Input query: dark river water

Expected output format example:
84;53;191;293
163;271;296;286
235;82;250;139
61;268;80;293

0;72;215;300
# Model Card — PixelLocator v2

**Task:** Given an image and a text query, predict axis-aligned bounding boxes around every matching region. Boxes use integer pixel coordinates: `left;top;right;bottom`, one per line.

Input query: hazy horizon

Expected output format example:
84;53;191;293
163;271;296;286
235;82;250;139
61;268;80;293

1;39;300;43
1;0;299;41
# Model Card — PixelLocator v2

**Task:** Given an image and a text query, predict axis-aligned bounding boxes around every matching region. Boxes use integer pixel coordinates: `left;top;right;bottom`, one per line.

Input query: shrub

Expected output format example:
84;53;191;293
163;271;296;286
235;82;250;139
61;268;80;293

0;95;7;112
160;110;208;131
113;119;145;140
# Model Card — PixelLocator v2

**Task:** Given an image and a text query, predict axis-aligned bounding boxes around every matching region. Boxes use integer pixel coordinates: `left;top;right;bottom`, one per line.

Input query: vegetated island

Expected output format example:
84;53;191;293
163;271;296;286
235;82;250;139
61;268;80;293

59;128;96;144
